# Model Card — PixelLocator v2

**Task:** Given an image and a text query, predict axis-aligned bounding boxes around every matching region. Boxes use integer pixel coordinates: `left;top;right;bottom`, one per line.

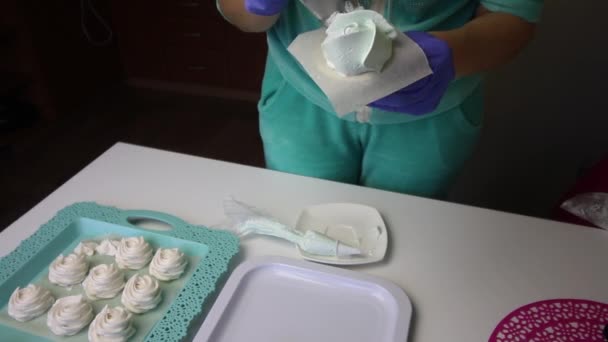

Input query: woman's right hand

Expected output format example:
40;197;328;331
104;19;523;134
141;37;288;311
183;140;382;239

245;0;289;16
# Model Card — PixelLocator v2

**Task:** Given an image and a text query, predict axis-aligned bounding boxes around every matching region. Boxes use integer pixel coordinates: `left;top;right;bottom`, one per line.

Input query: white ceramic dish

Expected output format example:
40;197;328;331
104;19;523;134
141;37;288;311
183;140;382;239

196;256;412;342
294;203;388;265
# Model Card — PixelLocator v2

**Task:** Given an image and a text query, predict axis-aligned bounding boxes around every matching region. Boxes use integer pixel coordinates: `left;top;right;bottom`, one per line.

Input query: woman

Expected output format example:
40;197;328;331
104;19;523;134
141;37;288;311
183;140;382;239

217;0;542;198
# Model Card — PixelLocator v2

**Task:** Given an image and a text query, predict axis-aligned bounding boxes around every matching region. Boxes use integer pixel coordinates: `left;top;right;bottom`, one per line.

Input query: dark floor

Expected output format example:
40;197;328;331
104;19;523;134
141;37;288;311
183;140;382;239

1;86;265;229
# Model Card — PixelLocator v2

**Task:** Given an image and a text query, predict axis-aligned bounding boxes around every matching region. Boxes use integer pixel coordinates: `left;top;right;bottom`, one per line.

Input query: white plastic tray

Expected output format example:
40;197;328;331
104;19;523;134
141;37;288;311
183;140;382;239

295;203;388;265
196;256;412;342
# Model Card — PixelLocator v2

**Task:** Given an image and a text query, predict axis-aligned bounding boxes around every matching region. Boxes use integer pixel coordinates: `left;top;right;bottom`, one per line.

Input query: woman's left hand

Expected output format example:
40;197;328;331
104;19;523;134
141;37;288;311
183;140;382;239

368;31;455;116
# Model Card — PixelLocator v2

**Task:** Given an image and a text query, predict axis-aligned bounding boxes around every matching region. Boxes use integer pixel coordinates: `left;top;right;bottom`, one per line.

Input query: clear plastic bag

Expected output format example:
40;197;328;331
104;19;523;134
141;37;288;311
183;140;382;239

217;198;361;257
560;192;608;229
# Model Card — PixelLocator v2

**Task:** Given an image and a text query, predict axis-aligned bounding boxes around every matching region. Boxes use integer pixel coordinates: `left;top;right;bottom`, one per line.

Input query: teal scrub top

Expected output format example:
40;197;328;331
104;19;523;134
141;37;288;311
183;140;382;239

219;0;543;124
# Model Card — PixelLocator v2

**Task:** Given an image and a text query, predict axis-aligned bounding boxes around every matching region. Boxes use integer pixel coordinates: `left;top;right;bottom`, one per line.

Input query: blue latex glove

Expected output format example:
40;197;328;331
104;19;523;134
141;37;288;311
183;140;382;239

245;0;289;16
369;31;455;116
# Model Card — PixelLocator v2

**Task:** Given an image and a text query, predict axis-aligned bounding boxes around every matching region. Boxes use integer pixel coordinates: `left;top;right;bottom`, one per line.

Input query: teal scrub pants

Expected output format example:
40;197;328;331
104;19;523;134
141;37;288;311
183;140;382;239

259;79;483;198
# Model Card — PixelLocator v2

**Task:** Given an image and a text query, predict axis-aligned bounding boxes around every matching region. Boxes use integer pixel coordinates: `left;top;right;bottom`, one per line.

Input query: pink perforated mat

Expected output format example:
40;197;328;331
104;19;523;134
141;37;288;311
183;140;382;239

489;299;608;342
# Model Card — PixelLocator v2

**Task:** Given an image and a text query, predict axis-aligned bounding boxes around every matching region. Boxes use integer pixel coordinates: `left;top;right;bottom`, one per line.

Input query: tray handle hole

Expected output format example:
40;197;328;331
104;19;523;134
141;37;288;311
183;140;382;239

127;217;174;231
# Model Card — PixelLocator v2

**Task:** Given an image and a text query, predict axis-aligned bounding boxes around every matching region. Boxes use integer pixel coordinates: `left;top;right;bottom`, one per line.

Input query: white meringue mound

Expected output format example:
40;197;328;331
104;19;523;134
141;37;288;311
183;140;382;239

115;236;153;270
96;239;121;256
88;305;136;342
121;274;162;314
48;253;89;287
47;295;94;336
149;248;188;281
8;284;55;322
74;241;98;256
322;6;397;76
83;263;125;300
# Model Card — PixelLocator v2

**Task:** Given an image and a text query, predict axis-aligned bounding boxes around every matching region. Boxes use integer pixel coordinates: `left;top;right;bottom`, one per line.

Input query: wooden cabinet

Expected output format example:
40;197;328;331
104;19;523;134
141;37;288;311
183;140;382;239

110;0;266;93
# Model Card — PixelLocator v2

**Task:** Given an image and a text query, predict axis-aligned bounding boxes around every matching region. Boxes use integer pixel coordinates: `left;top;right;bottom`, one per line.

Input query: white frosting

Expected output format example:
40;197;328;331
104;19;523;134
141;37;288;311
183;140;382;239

96;239;120;256
48;253;89;287
83;264;125;300
47;295;93;336
88;305;136;342
74;241;98;256
322;7;397;76
8;284;55;322
149;248;188;281
121;274;161;314
115;236;153;270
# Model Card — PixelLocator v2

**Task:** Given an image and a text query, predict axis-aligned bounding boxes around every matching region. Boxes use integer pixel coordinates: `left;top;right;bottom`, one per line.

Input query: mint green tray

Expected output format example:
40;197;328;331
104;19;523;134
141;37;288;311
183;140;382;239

0;202;240;341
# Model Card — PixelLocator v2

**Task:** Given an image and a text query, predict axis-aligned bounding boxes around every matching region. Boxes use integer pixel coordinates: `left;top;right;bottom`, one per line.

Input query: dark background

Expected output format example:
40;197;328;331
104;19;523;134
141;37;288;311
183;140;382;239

2;0;608;230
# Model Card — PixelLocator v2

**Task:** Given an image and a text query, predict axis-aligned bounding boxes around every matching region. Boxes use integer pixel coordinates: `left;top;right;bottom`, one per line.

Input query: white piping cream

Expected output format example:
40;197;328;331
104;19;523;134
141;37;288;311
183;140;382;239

46;295;93;336
121;274;161;314
322;7;396;76
149;248;188;281
8;285;55;322
83;263;125;300
48;253;89;287
88;305;136;342
115;236;153;270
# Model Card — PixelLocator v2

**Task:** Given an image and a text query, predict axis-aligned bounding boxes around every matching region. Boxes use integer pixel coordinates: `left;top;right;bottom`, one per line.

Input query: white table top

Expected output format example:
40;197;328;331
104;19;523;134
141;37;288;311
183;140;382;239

2;142;607;341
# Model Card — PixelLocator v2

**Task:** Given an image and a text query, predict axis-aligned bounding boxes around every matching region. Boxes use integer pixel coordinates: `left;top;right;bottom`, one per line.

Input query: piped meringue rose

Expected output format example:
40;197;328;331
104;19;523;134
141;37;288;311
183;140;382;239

115;236;153;270
82;263;125;300
322;6;397;76
149;248;188;281
48;253;89;287
121;274;161;314
74;241;98;256
88;305;136;342
8;284;55;322
46;295;93;336
95;239;120;256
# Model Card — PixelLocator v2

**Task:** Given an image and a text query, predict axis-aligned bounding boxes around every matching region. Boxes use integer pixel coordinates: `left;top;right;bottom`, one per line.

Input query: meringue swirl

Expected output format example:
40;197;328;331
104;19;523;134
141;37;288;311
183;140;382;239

83;264;125;300
149;248;188;281
48;253;89;287
8;284;55;322
47;295;94;336
121;274;161;313
96;239;120;256
88;305;136;342
115;236;153;270
74;241;98;256
322;7;397;76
